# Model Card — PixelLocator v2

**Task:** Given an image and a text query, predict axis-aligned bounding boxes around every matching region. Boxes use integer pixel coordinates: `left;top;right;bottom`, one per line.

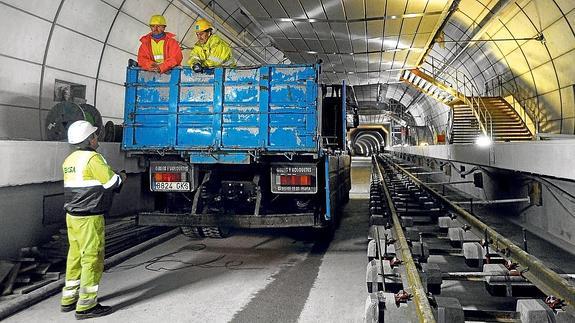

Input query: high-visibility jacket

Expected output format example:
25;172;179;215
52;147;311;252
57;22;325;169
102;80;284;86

63;149;122;216
188;34;236;68
138;32;183;73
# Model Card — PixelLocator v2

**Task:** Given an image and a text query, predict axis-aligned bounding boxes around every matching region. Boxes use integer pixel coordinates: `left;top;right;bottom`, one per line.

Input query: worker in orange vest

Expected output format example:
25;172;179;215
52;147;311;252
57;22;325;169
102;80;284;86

137;15;183;73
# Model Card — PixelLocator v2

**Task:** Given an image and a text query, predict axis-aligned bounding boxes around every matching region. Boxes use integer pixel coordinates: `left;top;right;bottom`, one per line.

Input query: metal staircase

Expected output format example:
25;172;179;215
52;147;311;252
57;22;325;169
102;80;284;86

400;58;533;144
480;97;532;141
451;102;480;144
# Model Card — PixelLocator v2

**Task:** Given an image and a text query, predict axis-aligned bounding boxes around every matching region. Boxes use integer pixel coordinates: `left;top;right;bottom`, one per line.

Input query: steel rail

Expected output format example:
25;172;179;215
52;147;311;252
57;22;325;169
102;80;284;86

384;155;575;313
372;157;436;323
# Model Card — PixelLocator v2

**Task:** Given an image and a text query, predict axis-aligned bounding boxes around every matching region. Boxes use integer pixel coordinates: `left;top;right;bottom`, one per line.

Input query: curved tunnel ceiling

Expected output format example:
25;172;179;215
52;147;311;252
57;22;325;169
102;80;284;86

1;0;574;141
350;128;387;156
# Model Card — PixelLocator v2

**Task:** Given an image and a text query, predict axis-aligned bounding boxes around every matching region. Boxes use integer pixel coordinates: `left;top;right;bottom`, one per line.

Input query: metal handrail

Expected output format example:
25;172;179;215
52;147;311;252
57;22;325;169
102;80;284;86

423;57;493;140
446;108;454;143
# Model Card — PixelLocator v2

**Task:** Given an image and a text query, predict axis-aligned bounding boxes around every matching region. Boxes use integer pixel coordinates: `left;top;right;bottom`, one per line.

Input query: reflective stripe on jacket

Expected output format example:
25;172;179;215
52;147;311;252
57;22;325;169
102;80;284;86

138;32;183;73
188;34;236;68
63;149;121;216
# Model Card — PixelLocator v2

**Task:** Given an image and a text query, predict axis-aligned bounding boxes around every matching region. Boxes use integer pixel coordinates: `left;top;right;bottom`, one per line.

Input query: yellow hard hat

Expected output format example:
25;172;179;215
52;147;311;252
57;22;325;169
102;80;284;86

149;15;167;26
194;18;212;32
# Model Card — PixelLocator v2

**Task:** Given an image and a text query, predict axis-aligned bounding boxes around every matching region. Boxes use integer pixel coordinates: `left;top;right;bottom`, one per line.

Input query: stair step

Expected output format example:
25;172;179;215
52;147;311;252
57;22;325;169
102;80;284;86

494;132;532;135
492;128;530;131
486;110;516;114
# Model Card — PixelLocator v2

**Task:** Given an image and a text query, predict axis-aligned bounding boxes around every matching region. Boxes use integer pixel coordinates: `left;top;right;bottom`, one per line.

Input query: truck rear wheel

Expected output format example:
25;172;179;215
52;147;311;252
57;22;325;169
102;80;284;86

181;226;204;239
202;226;231;239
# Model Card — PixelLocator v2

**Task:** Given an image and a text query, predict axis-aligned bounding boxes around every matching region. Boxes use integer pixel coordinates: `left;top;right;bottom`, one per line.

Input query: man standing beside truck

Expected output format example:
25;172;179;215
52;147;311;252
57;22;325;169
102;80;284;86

188;18;236;72
60;121;126;319
137;14;183;73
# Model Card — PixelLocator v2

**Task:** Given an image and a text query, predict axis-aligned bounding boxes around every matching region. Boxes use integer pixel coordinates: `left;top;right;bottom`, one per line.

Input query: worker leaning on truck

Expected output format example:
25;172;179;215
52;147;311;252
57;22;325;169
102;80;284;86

137;14;183;73
61;120;126;320
188;18;236;72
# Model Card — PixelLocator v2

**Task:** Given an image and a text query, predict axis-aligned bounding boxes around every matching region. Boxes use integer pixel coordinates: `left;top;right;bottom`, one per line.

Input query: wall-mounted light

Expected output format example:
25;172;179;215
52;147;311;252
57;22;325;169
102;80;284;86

475;134;492;147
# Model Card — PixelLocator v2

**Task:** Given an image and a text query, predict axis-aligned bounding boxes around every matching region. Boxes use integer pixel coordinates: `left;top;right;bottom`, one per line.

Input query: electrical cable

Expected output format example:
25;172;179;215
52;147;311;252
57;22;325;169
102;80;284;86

105;243;265;273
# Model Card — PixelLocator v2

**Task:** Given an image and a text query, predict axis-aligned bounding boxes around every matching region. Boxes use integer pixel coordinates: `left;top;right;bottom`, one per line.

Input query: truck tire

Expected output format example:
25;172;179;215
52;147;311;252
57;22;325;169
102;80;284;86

202;226;231;239
181;226;204;239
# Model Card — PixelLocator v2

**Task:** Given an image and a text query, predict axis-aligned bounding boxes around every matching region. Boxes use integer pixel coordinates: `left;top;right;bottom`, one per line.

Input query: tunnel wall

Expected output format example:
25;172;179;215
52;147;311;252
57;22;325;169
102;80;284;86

0;0;204;141
426;0;575;135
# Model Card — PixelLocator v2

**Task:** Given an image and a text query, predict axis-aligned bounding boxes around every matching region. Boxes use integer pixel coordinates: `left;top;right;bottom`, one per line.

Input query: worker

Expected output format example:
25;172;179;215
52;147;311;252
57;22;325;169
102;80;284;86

188;18;236;72
137;14;183;73
60;120;126;320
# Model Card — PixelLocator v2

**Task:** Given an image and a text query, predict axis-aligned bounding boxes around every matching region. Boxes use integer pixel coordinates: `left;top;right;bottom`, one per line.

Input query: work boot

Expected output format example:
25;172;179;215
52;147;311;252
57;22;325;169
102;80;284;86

75;304;113;320
60;301;77;313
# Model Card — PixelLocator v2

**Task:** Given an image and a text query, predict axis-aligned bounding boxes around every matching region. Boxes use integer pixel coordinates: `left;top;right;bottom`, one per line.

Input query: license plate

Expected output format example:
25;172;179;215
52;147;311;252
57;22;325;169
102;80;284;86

153;182;190;191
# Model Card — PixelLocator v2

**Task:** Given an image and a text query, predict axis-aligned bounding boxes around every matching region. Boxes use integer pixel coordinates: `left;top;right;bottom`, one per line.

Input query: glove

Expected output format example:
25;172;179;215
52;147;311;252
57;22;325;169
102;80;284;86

192;63;204;73
119;170;127;183
115;170;127;194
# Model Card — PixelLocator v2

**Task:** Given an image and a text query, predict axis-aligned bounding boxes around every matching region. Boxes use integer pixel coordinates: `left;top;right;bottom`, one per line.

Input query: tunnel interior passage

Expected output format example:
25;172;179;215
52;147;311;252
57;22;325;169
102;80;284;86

349;127;387;156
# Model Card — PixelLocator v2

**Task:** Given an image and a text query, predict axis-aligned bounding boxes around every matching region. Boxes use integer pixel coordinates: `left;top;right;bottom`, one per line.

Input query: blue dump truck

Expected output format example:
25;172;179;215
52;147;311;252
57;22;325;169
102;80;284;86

122;64;350;238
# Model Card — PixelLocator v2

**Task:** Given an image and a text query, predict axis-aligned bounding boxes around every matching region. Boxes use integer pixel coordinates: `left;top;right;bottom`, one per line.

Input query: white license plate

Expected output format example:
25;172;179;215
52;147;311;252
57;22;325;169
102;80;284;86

153;182;190;191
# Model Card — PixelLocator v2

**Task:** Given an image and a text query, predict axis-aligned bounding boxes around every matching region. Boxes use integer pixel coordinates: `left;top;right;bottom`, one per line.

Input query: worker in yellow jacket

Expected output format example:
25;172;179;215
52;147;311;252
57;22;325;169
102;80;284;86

60;121;125;320
188;18;236;72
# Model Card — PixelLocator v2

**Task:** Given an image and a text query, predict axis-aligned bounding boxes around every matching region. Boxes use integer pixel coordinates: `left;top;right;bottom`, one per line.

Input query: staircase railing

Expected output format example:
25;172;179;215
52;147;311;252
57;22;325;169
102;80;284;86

422;56;492;140
484;74;538;136
446;108;454;143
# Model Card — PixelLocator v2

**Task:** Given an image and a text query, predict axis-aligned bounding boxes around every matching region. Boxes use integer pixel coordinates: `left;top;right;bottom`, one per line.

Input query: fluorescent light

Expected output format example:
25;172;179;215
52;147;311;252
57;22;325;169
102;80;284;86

308;19;317;23
475;134;492;147
279;18;293;22
307;51;318;54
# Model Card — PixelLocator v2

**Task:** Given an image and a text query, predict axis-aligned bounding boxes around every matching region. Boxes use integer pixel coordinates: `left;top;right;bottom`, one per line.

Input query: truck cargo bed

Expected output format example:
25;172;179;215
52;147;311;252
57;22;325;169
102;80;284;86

123;65;320;163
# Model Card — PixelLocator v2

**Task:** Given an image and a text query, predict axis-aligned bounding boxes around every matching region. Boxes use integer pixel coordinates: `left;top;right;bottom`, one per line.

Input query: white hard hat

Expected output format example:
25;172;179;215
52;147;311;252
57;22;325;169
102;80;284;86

67;120;98;144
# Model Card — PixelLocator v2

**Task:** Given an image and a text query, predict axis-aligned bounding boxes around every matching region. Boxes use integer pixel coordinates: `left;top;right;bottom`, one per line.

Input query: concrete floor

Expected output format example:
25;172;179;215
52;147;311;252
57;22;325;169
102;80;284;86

5;161;373;323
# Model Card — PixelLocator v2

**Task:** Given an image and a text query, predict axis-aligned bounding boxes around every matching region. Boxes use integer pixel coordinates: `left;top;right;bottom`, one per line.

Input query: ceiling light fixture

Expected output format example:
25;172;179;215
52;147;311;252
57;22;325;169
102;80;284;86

279;18;293;22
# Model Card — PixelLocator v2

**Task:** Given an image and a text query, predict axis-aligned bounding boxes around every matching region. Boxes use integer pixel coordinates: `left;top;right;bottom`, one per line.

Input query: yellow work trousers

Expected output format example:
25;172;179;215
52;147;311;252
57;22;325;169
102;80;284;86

61;214;105;311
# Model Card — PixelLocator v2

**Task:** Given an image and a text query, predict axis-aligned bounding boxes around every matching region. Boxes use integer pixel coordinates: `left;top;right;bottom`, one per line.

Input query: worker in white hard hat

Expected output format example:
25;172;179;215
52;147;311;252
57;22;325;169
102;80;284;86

137;14;183;73
188;18;236;73
60;120;126;319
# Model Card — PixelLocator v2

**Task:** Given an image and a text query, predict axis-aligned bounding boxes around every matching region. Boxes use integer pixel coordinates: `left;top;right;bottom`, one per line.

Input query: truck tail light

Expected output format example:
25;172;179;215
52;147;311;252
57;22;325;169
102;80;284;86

279;175;312;186
271;164;318;194
153;172;183;182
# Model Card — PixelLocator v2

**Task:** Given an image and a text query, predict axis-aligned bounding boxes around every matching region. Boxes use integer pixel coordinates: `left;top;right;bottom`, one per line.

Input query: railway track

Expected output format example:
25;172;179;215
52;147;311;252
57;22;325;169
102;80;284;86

364;155;575;323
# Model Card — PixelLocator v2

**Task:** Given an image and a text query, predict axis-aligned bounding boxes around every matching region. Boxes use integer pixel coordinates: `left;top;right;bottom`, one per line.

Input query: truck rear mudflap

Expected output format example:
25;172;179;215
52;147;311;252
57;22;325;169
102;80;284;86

137;212;324;228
